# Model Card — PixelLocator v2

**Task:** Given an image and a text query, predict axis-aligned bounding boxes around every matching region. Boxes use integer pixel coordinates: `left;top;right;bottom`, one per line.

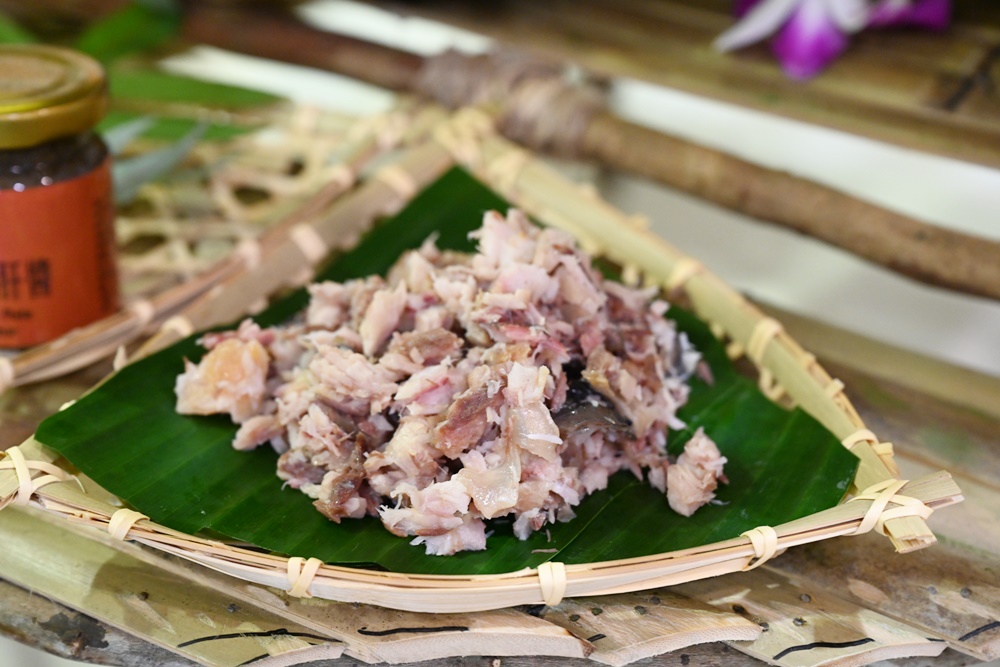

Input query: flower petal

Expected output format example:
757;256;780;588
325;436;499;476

735;0;762;18
868;0;914;27
907;0;951;29
714;0;802;52
772;0;849;79
869;0;951;30
822;0;869;33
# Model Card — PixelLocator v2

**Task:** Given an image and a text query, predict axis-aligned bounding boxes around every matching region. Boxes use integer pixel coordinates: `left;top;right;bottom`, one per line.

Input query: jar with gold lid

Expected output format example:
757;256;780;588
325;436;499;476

0;44;119;348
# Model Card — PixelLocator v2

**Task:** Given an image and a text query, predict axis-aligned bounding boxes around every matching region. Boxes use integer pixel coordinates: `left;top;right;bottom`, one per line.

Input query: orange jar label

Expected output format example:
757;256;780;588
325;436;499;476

0;158;119;348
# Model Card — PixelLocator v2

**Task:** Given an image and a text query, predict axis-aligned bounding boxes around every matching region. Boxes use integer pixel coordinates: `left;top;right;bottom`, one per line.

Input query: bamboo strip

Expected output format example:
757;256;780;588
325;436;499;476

0;109;964;613
31;503;591;664
0;505;344;667
134;139;455;359
676;567;949;667
540;592;761;666
768;526;1000;660
0;433;960;613
0;105;420;392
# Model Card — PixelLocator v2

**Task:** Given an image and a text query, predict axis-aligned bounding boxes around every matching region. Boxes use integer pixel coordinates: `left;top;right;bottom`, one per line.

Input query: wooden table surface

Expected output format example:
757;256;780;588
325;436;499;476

2;301;998;667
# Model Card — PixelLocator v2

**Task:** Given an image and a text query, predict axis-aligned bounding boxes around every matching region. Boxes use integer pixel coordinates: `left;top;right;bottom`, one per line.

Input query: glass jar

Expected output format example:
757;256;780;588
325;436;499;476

0;44;119;348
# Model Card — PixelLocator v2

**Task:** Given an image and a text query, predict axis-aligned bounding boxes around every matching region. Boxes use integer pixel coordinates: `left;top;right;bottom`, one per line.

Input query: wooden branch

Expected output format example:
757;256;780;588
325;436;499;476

179;2;1000;303
581;112;1000;301
180;3;424;93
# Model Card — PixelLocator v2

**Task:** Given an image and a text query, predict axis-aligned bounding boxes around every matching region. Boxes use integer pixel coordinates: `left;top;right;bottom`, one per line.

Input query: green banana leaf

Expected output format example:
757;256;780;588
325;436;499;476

0;12;36;44
108;68;280;110
100;68;282;141
75;1;180;65
36;167;858;576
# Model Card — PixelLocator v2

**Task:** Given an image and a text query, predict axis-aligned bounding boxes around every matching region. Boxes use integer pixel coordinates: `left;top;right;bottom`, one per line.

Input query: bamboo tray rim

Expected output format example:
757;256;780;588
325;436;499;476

0;105;964;613
0;441;962;612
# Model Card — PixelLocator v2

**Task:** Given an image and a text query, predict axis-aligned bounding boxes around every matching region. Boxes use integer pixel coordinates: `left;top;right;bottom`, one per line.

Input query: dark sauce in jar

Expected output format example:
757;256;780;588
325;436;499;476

0;132;109;190
0;45;119;348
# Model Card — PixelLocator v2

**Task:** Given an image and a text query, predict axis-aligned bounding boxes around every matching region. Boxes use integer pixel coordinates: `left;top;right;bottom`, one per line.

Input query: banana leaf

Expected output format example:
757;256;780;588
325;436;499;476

75;1;180;65
100;67;282;141
36;167;858;576
0;12;36;44
108;68;280;110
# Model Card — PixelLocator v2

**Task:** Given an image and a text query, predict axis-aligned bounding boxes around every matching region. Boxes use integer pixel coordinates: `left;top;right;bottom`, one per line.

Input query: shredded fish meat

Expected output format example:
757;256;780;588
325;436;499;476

175;210;727;555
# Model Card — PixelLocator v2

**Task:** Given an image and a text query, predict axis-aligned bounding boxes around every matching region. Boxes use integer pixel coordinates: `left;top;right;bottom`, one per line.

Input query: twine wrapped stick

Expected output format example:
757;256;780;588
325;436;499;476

181;2;1000;303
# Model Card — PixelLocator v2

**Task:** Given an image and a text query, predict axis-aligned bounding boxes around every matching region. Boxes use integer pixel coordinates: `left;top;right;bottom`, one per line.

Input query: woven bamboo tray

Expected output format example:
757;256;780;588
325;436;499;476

0;105;963;614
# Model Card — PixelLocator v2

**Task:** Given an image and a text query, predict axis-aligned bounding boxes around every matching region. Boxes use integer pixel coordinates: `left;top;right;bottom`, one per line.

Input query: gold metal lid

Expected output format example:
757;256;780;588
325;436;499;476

0;44;107;149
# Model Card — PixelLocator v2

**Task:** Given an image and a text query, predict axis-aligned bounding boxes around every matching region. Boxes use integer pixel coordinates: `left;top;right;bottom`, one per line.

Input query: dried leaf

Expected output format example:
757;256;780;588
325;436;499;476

102;115;155;156
111;121;205;204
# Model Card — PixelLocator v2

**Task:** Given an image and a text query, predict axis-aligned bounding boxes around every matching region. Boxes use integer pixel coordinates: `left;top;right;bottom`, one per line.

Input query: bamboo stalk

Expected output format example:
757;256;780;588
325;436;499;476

581;113;1000;301
179;2;1000;302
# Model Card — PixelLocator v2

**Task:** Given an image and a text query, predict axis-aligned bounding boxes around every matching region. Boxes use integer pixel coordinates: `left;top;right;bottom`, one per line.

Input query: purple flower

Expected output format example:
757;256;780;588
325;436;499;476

715;0;951;80
868;0;950;30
